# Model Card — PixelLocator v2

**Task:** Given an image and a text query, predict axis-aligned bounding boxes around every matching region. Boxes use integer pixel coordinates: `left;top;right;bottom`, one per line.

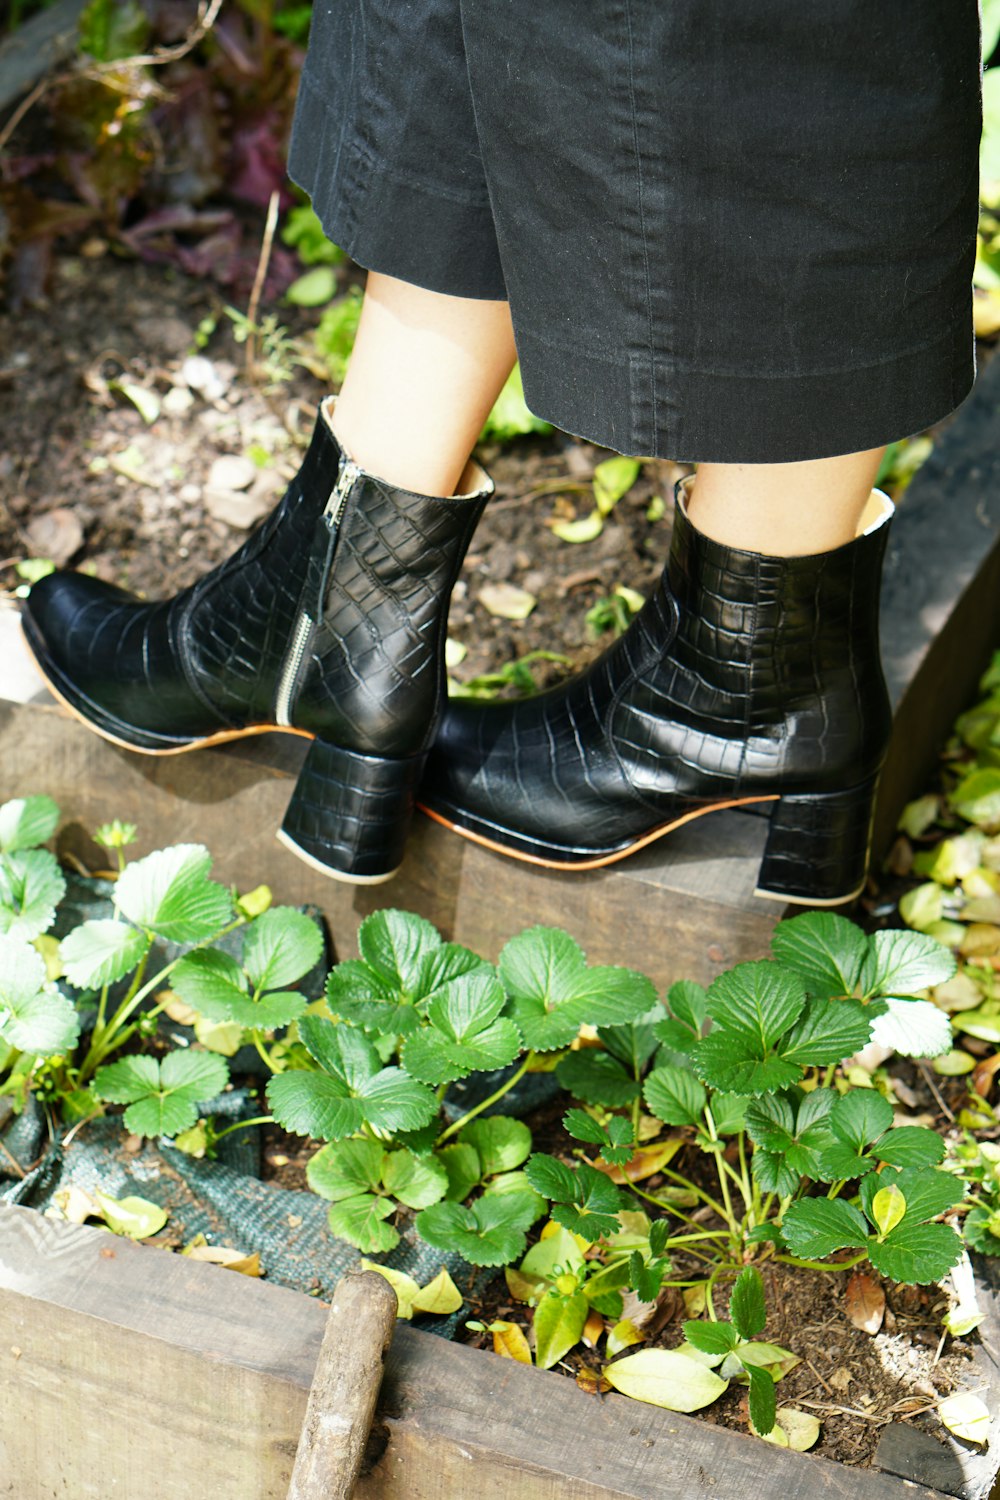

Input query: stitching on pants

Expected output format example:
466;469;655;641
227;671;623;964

623;0;657;452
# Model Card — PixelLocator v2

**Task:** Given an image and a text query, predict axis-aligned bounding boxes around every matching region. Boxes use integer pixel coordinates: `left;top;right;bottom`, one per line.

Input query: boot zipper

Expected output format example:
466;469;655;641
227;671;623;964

274;458;361;726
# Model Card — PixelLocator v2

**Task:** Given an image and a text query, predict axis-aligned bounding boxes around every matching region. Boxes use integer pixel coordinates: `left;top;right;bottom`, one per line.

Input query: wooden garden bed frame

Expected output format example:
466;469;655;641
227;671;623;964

2;1203;1000;1500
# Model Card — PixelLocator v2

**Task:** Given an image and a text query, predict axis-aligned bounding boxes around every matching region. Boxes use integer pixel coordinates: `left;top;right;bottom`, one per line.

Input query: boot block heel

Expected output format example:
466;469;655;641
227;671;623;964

755;774;881;907
278;739;426;884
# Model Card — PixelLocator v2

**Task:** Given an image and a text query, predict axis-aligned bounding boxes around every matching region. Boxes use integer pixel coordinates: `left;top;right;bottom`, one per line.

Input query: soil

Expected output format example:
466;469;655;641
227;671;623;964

0;247;681;696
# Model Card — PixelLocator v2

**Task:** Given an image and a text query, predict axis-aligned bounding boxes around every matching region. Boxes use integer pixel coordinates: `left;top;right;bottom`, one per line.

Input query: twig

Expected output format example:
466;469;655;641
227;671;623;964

0;75;47;154
804;1357;835;1396
245;189;281;378
796;1399;894;1426
0;1137;26;1180
919;1061;956;1122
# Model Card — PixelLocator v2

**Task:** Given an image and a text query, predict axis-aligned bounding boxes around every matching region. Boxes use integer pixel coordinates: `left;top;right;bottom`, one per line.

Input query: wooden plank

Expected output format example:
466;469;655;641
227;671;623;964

0;0;87;113
0;1204;957;1500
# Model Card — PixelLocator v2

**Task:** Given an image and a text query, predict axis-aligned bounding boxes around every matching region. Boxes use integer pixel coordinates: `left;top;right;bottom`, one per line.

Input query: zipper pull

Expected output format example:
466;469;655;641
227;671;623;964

323;458;361;530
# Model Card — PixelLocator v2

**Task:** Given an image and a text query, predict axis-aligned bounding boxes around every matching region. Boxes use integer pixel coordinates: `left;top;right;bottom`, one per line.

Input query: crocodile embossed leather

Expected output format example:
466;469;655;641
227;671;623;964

21;400;493;883
419;481;895;905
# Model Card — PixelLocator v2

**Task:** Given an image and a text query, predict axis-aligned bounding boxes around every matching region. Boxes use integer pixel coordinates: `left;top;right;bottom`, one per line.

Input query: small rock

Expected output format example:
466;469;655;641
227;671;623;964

179;356;228;401
24;508;84;565
178;483;201;504
208;455;257;492
162;385;195;417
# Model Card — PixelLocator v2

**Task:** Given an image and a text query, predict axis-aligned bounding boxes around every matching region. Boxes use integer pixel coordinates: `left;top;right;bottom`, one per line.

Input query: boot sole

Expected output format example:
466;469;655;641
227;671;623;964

20;617;396;887
418;799;867;908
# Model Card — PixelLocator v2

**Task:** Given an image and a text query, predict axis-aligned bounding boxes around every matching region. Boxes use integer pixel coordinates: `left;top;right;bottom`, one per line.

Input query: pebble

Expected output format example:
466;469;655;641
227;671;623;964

178;483;201;503
162;386;195;417
24;507;84;564
208;455;256;492
179;355;228;401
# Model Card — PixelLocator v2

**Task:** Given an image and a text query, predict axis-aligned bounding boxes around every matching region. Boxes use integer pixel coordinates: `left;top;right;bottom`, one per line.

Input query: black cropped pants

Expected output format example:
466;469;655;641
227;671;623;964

287;2;982;464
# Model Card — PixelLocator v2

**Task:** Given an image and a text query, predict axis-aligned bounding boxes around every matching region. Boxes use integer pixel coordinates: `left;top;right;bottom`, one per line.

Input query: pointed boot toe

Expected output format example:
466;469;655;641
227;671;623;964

421;479;895;905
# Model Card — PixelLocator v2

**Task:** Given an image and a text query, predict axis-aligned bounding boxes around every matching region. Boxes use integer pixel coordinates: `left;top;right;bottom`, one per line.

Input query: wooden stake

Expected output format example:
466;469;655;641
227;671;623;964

287;1268;398;1500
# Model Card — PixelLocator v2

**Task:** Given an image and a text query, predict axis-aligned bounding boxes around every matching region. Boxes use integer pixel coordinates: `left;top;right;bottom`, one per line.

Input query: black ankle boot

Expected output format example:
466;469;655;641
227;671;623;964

419;479;894;905
22;401;493;882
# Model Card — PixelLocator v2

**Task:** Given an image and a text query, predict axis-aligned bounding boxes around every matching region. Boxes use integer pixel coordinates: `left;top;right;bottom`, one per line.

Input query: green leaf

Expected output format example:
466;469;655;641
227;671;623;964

593;456;640;515
875;1128;945;1169
629;1249;666;1304
520;1226;586;1278
285;266;338;307
867;1222;962;1284
563;1107;611;1146
115;844;232;942
382;1148;449;1210
60;920;148;990
401;973;522;1084
694;1034;801;1096
751;1151;801;1197
415;1194;537;1267
603;1349;728;1411
770;913;869;997
729;1267;766;1340
0;935;79;1053
357;909;442;995
599;1011;662;1074
665;979;709;1036
525;1153;577;1202
869;998;952;1059
706;962;807;1045
534;1288;589;1369
829;1090;893;1152
460;1117;532;1176
499;927;657;1051
93;1192;167;1240
644;1064;706;1126
0;849;66;940
242;907;323;990
951;768;1000;826
683;1320;738;1356
779;997;873;1066
781;1198;870;1258
297;1015;379;1083
327;1194;400;1253
325;961;420;1035
712;1092;749;1135
556;1048;639;1106
267;1064;436;1142
861;930;956;998
306;1139;384;1201
437;1142;481;1201
481;1171;547;1224
414;943;493;1004
744;1094;795;1152
551;1162;623;1240
479;363;553;443
93;1050;229;1138
963;1206;1000;1255
0;795;59;853
747;1365;776;1436
859;1166;963;1227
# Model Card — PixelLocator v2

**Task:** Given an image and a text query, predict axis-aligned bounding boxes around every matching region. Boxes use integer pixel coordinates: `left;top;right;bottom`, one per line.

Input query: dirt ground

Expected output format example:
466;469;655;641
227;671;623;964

0;249;682;695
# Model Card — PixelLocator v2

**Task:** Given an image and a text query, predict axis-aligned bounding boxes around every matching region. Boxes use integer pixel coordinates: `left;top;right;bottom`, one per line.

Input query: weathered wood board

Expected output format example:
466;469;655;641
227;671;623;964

0;353;998;986
2;1203;997;1500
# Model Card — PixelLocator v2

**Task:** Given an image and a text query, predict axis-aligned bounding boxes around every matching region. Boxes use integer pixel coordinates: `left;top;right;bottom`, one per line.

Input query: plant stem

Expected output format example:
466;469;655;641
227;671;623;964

704;1107;738;1235
774;1251;868;1273
252;1031;280;1072
628;1173;729;1223
213;1114;273;1142
827;1179;847;1199
436;1053;535;1144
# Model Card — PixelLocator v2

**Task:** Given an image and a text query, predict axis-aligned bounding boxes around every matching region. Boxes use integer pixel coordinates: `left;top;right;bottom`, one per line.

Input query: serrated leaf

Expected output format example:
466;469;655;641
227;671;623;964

94;1050;228;1139
563;1107;610;1146
415;1194;537;1266
781;1198;870;1258
267;1063;436;1142
481;1170;547;1224
438;1141;481;1200
730;1267;766;1339
751;1151;801;1197
556;1048;639;1106
358;909;442;994
603;1349;728;1411
60;919;148;990
328;1194;399;1253
712;1092;750;1134
870;998;952;1059
325;961;420;1035
666;979;709;1035
115;844;232;942
0;848;66;940
644;1064;706;1126
963;1206;1000;1254
0;977;79;1054
867;1222;962;1283
460;1116;532;1176
744;1094;796;1151
599;1012;662;1074
747;1365;776;1435
859;1166;964;1227
525;1153;577;1201
0;795;60;852
683;1320;738;1355
861;930;956;997
242;907;323;990
534;1288;589;1369
938;1392;992;1444
306;1139;385;1201
401;973;522;1083
706;961;806;1045
694;1035;801;1096
830;1090;893;1151
876;1127;944;1168
770;913;869;997
779;997;873;1066
499;927;657;1051
382;1148;448;1209
297;1015;379;1083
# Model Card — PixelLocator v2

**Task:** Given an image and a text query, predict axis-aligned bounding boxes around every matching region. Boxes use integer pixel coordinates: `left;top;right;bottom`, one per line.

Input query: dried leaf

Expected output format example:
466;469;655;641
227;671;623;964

550;509;604;544
184;1245;262;1276
360;1260;420;1319
110;379;160;424
972;1052;1000;1098
491;1321;532;1363
24;508;84;566
845;1272;885;1335
757;1407;821;1451
606;1319;646;1358
410;1267;462;1317
478;583;537;620
599;1139;684;1184
576;1366;612;1395
582;1309;605;1347
939;1392;991;1444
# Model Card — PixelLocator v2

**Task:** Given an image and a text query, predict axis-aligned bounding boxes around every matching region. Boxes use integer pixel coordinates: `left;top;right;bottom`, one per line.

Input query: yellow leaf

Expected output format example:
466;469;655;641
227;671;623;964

159;990;198;1025
582;1309;605;1347
550;509;604;543
237;884;272;919
606;1319;646;1358
683;1284;708;1317
504;1265;547;1304
193;1015;245;1055
185;1245;262;1276
478;583;537;620
872;1184;906;1237
411;1268;463;1317
603;1349;728;1411
939;1392;992;1444
599;1139;684;1185
491;1321;532;1364
539;1219;590;1253
360;1260;420;1319
755;1408;821;1450
576;1367;612;1394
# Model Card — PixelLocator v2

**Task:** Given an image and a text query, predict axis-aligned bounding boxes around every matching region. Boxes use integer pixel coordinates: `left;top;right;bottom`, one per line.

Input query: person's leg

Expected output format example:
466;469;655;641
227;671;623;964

332;273;517;497
687;448;887;556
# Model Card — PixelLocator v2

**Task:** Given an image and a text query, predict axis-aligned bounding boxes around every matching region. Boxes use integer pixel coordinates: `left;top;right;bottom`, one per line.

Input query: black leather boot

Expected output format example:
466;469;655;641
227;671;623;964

420;479;894;904
21;399;493;882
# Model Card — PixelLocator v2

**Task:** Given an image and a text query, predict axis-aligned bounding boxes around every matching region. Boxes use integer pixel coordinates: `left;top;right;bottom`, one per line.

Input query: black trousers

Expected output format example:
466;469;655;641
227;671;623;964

287;2;982;464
